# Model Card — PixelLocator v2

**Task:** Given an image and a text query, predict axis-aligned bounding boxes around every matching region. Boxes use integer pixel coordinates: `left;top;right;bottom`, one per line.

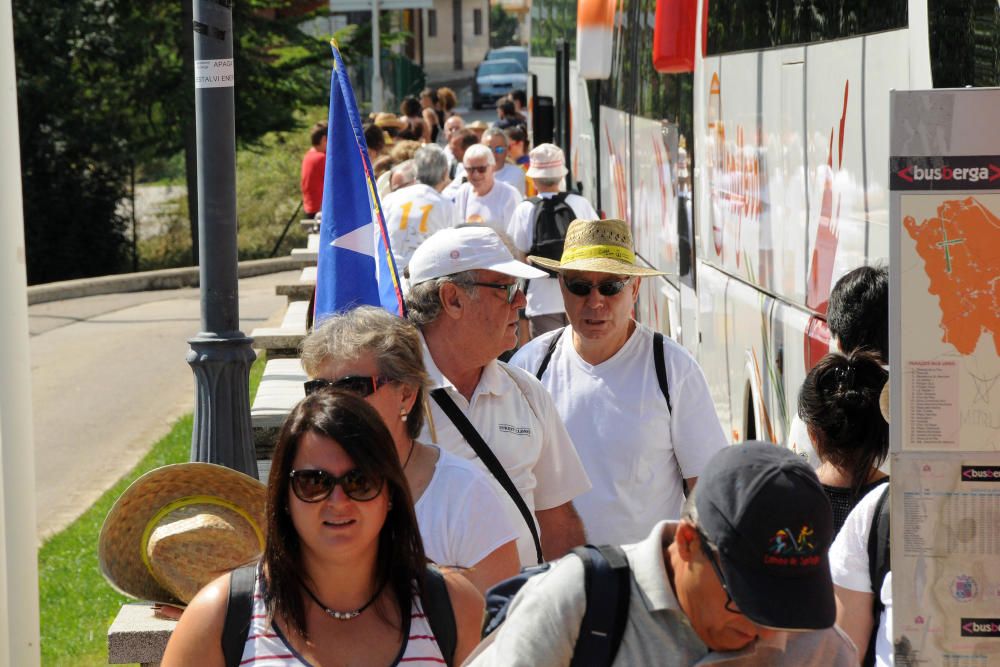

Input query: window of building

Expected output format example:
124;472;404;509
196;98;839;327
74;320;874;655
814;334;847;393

428;8;437;37
473;8;483;35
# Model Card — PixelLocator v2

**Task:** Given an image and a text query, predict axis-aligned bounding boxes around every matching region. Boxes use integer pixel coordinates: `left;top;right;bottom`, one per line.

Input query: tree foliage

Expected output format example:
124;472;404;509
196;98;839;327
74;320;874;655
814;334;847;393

13;0;329;284
490;4;520;49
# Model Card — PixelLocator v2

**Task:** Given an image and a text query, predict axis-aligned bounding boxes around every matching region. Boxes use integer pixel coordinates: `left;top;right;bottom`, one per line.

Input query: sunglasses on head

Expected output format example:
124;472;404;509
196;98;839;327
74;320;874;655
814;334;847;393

466;165;490;174
303;375;393;397
289;468;383;503
472;280;522;303
562;276;630;297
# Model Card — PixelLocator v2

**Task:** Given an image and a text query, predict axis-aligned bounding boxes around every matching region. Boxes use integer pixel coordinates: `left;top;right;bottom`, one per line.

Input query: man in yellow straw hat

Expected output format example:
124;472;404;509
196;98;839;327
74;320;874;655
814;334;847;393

511;218;728;547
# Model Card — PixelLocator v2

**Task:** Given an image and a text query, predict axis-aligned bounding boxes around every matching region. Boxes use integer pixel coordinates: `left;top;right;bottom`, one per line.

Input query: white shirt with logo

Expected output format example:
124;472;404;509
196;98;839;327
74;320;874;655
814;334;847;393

419;335;591;567
507;192;598;316
495;163;527;197
510;324;729;545
382;183;459;271
453;180;522;234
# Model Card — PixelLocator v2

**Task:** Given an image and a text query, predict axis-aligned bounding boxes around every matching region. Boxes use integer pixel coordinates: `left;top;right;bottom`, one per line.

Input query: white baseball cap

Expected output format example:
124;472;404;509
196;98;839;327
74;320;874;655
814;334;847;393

408;226;546;286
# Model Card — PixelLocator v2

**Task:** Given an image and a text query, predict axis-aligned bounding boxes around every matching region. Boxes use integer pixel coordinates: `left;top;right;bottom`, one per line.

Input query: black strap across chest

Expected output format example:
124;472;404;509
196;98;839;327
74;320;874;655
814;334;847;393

430;388;545;564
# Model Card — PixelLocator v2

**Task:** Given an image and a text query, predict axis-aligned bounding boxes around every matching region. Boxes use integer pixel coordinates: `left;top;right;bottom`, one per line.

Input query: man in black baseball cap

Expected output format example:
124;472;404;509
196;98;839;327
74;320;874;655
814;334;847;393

466;442;856;666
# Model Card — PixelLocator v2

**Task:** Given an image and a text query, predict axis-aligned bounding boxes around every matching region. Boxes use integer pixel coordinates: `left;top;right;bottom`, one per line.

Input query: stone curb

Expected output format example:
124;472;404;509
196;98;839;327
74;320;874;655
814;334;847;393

26;256;301;306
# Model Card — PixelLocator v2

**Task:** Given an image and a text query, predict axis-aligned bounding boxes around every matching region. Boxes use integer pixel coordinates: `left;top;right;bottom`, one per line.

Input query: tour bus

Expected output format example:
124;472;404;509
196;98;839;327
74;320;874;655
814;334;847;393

529;0;998;445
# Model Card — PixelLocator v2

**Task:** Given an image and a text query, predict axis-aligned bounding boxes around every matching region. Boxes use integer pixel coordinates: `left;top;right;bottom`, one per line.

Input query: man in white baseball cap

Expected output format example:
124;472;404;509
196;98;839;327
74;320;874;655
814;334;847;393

406;226;591;567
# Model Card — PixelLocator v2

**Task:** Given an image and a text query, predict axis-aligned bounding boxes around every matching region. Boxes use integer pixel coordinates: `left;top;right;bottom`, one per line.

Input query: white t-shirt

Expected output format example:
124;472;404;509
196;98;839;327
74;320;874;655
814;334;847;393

829;484;892;667
507;193;598;316
415;446;519;568
453;180;522;234
419;335;592;567
510;324;729;545
496;163;527;197
382;183;458;271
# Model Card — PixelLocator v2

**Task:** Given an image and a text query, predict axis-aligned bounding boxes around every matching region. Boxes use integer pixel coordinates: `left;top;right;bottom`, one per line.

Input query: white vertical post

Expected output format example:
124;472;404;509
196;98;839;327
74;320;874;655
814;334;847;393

0;0;42;665
371;0;384;111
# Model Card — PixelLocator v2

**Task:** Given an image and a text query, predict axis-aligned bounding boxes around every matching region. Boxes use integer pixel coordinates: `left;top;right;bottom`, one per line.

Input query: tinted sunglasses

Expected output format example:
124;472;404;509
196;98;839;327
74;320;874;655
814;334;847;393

492;146;507;154
699;531;743;615
289;468;383;503
562;276;630;297
303;375;393;397
466;165;490;174
472;280;521;303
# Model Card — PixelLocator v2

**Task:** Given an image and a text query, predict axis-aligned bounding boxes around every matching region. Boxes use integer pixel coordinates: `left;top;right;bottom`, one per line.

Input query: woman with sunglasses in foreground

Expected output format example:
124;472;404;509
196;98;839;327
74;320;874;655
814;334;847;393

300;306;520;594
163;390;484;666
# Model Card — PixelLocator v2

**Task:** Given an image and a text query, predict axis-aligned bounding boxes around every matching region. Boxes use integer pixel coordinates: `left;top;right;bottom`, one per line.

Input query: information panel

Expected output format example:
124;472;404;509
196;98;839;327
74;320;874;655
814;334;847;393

891;88;1000;666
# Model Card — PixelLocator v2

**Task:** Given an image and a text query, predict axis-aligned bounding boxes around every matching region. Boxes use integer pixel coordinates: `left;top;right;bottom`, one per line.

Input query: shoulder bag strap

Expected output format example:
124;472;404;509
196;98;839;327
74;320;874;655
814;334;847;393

222;563;257;667
423;565;457;667
863;486;891;667
570;544;632;667
652;332;672;413
535;327;567;380
430;388;544;564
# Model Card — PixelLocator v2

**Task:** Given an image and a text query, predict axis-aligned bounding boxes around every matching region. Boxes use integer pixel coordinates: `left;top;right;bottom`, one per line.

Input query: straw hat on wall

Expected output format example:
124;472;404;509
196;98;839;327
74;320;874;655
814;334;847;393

98;462;266;606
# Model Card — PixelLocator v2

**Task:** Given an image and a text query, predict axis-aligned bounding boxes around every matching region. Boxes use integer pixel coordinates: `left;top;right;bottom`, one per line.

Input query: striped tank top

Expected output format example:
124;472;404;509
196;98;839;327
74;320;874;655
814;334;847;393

240;568;447;665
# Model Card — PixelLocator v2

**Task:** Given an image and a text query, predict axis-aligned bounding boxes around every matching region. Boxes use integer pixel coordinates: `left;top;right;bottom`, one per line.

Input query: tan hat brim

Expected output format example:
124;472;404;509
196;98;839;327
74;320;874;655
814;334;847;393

529;255;666;277
98;463;266;605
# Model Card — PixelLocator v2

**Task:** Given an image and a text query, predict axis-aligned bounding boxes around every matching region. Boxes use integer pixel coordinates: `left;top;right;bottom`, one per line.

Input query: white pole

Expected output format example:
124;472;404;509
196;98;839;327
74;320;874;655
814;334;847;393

0;0;42;665
371;0;384;111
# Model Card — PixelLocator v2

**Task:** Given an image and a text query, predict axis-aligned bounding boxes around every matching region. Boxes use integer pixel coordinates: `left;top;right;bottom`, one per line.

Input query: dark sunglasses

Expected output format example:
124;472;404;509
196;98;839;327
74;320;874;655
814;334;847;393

472;281;521;303
466;165;490;174
699;532;743;615
303;375;393;397
562;276;630;297
492;146;507;154
289;468;383;503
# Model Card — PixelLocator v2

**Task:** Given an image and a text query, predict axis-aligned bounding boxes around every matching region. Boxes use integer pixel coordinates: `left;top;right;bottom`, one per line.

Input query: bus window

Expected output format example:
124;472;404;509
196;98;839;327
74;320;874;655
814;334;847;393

706;0;907;54
603;0;637;113
635;0;693;138
928;0;999;88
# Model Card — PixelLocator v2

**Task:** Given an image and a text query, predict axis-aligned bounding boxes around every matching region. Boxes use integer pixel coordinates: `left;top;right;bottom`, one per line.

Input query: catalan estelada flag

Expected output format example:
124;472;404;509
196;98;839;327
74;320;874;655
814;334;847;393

313;41;405;322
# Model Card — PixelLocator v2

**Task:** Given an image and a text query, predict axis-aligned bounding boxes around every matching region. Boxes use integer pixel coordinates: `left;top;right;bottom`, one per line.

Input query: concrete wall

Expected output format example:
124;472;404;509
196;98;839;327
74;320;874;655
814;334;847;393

422;0;490;75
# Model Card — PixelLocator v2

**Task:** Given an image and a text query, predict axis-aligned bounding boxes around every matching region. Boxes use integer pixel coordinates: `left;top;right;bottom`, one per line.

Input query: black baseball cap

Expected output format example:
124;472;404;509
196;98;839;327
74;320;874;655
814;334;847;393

695;441;835;630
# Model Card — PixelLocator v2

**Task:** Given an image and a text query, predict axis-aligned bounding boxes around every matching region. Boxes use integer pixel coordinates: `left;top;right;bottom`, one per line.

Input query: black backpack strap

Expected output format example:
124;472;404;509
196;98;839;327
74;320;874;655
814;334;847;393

423;565;457;667
864;486;891;667
222;563;257;667
430;388;544;564
570;544;632;667
652;332;672;413
535;327;566;380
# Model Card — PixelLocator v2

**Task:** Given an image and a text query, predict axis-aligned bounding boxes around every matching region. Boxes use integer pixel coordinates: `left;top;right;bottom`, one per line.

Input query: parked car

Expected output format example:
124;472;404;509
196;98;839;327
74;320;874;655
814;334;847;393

485;46;528;72
472;58;528;109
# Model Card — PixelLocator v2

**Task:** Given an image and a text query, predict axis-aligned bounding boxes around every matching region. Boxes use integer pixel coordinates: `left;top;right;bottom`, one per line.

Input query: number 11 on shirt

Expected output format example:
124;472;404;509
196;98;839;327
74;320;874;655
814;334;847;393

399;202;433;233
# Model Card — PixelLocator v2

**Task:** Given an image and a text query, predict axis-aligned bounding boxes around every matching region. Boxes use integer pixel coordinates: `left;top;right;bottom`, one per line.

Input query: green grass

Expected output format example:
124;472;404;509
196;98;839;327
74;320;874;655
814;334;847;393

39;353;268;666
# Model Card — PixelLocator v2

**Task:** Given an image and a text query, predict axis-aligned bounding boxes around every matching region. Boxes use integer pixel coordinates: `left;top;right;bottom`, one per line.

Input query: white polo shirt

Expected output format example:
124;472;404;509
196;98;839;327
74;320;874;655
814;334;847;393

453;180;522;234
507;193;598;316
511;324;729;545
419;335;591;566
496;163;527;197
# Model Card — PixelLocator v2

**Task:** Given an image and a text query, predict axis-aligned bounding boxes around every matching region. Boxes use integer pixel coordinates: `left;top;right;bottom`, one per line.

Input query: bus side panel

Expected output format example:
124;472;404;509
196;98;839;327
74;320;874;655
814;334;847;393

695;261;733;440
769;300;814;446
636;276;679;341
572;77;599;205
599;106;631;222
861;29;914;266
724;277;774;442
631;116;680;279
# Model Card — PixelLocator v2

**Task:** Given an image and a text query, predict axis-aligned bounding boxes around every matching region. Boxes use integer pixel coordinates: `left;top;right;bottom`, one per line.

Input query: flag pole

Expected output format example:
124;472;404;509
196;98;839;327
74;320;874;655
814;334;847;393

371;0;383;112
0;0;42;662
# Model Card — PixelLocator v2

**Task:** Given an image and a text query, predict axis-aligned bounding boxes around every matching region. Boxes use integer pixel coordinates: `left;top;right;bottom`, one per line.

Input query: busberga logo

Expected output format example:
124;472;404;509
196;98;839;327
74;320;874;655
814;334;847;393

962;466;1000;482
890;156;1000;191
961;619;1000;637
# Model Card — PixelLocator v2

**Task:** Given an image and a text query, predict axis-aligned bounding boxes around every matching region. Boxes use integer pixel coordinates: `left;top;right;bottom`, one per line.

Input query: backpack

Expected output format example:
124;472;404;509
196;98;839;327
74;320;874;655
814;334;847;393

222;563;458;667
527;193;577;261
863;486;890;667
483;544;632;667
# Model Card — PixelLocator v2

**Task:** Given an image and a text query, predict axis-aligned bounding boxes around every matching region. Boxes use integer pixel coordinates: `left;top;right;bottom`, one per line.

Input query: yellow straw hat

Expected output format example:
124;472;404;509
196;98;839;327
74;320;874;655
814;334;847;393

98;462;266;605
529;218;665;277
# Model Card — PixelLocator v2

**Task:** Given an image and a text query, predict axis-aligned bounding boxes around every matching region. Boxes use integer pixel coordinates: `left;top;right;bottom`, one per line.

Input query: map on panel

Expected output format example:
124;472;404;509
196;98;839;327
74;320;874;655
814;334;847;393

903;196;1000;356
900;194;1000;452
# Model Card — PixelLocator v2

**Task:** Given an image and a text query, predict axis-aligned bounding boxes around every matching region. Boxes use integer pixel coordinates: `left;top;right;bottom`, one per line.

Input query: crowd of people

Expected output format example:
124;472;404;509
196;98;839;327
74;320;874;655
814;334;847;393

100;87;898;666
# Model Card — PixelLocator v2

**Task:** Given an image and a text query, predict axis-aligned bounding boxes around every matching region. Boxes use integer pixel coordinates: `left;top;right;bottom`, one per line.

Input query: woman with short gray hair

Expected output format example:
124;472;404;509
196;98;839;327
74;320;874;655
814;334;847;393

300;306;519;594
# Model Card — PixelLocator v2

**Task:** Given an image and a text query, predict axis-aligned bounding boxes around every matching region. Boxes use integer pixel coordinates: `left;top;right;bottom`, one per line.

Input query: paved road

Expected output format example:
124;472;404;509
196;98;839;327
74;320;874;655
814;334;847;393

28;270;297;541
